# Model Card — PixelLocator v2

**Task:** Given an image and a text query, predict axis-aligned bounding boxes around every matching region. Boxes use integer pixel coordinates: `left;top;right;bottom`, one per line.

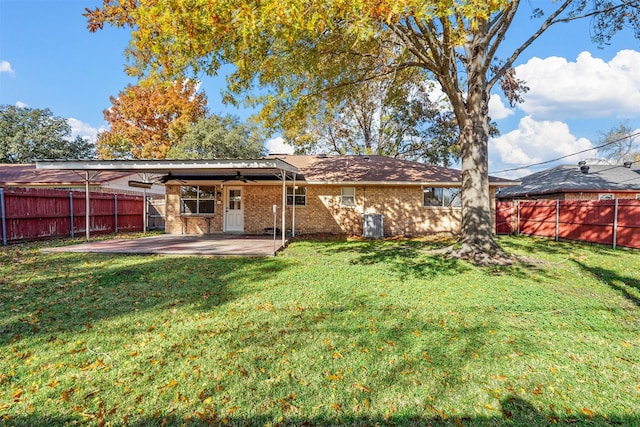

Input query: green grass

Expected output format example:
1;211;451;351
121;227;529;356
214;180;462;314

0;235;638;426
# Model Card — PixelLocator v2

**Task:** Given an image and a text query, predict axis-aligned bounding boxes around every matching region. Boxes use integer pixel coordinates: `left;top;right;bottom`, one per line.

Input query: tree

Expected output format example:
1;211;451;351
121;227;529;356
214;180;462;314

0;104;94;163
597;121;640;164
97;80;207;159
167;114;266;159
85;0;638;263
287;70;463;167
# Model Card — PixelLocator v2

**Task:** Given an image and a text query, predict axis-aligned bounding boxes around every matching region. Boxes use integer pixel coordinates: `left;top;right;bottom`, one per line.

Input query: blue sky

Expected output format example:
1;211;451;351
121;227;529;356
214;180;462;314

1;0;638;177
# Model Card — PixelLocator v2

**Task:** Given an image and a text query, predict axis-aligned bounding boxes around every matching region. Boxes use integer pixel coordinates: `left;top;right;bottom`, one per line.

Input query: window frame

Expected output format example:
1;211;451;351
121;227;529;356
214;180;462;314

423;187;461;208
598;193;614;201
341;187;356;207
286;186;307;206
180;185;216;215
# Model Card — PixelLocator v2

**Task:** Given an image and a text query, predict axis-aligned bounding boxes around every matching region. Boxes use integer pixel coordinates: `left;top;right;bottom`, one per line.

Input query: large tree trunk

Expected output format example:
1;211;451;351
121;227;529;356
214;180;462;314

451;47;510;265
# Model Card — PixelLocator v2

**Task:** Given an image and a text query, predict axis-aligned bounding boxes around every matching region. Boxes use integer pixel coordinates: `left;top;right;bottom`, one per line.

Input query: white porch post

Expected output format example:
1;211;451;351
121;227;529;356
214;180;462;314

292;174;296;238
281;169;286;246
85;171;90;242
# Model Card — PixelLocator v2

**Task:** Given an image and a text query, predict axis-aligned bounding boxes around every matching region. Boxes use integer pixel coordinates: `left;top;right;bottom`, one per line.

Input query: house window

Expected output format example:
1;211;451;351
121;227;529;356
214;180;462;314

287;186;306;206
424;187;461;207
636;194;640;200
181;186;216;215
341;187;356;207
598;193;614;201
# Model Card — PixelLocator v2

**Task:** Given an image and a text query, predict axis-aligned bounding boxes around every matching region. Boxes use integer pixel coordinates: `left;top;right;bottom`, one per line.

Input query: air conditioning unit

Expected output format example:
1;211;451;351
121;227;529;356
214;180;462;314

363;213;384;239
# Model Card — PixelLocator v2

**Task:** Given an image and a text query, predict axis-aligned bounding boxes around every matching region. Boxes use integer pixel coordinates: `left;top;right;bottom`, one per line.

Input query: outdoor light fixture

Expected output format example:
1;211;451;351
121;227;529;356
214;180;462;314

128;180;153;189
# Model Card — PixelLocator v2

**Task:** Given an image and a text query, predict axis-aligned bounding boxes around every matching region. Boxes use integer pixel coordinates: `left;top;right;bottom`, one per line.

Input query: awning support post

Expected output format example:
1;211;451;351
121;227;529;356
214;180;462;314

281;169;286;247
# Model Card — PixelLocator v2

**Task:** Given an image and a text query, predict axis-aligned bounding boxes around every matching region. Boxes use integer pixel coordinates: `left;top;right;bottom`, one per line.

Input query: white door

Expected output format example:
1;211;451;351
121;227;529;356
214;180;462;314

225;187;244;232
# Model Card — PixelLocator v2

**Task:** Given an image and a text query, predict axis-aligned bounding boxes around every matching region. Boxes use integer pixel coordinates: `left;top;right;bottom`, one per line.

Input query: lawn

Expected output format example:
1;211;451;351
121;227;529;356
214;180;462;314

0;235;638;426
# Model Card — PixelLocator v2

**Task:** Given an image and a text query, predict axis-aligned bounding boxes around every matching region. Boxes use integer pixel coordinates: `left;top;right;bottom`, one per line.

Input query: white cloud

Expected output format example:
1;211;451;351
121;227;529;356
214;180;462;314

67;118;101;144
515;50;640;120
490;115;593;167
0;60;14;75
265;136;295;155
15;101;28;108
488;94;514;120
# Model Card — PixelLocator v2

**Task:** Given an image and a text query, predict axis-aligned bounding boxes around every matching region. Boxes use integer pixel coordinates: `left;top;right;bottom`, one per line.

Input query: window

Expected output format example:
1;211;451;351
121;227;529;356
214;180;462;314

181;186;216;215
341;187;355;207
636;194;640;200
423;187;461;207
598;193;614;201
287;186;306;206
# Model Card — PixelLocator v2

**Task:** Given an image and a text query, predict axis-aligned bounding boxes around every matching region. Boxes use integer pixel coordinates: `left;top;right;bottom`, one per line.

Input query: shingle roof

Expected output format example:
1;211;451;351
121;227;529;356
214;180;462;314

0;164;134;186
276;155;513;185
496;164;640;198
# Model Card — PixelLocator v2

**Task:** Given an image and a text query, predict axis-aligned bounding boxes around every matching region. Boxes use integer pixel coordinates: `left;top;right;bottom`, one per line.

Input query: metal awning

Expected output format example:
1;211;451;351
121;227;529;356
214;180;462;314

35;159;299;247
36;158;299;175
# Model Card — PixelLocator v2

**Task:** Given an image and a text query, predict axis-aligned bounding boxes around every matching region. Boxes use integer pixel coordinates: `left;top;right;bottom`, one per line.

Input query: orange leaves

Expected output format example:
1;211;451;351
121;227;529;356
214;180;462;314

98;80;207;160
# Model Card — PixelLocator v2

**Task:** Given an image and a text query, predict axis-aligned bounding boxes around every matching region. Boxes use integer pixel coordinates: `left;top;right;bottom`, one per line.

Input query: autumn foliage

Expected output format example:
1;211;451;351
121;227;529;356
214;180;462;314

97;80;207;159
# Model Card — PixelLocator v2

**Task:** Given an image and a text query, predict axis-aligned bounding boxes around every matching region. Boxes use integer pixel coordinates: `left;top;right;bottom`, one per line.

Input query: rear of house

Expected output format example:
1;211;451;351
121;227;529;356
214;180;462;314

163;155;513;237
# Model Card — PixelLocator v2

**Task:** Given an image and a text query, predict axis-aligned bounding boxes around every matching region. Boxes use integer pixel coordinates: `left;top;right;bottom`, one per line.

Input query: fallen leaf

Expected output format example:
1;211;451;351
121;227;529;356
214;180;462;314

581;408;595;419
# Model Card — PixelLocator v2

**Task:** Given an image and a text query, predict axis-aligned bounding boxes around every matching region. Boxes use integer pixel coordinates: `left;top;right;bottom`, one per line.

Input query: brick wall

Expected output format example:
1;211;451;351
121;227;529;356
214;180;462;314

165;183;466;236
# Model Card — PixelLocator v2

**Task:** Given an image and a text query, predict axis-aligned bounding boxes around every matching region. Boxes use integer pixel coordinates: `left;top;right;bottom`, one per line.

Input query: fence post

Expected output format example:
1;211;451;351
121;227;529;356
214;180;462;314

613;198;619;249
517;200;521;235
69;192;75;238
114;194;118;234
556;199;560;242
0;188;7;246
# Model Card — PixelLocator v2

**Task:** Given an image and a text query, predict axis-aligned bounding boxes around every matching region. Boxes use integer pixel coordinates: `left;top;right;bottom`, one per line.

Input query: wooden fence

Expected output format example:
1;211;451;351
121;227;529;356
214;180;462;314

0;187;144;244
496;199;640;249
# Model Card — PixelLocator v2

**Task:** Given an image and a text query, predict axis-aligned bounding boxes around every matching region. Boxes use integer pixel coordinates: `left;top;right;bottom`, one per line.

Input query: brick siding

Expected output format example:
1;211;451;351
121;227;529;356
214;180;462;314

164;183;471;237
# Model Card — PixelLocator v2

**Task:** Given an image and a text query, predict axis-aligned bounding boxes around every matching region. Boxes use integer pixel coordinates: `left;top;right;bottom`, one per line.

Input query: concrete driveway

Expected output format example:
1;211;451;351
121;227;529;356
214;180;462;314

42;234;285;256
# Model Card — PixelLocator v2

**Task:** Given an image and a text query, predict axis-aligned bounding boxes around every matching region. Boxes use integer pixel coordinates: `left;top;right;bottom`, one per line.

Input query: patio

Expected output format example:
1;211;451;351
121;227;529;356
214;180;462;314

41;234;285;256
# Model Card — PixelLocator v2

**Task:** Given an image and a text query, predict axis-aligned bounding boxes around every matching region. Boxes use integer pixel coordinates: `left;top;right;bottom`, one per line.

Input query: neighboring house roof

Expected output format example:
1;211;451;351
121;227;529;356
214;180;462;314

496;164;640;198
275;155;515;186
0;164;135;187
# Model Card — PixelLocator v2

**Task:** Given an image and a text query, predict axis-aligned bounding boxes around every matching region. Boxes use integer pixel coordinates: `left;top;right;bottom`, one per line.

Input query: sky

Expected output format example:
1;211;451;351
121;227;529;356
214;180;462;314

1;0;638;178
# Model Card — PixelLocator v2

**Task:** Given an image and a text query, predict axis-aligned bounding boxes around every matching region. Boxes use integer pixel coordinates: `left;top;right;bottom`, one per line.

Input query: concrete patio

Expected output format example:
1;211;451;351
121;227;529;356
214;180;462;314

42;234;285;256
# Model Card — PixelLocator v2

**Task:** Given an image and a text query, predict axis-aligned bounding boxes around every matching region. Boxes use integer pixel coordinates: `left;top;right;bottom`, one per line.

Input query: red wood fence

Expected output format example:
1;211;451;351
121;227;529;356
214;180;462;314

0;187;144;244
496;199;640;249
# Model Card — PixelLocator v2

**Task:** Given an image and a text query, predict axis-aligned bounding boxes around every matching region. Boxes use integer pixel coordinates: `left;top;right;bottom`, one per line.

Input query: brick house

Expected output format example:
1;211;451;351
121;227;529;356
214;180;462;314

496;163;640;201
37;155;515;238
162;155;515;237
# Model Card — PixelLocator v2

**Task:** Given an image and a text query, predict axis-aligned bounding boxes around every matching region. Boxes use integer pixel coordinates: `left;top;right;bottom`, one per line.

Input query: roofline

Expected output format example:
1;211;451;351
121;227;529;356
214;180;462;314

498;187;640;197
35;159;299;174
305;180;518;187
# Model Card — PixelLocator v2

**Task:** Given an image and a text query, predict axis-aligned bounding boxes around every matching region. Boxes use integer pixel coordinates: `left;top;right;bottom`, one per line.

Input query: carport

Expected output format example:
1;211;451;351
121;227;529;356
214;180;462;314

36;159;299;255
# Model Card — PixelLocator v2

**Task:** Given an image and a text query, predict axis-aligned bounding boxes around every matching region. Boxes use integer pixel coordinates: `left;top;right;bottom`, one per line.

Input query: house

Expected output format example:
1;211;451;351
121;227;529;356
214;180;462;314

496;163;640;201
36;155;516;238
0;163;165;196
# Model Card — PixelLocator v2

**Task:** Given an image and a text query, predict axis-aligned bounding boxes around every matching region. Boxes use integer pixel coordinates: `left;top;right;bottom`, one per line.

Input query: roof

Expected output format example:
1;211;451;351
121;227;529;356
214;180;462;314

0;164;135;186
496;164;640;198
275;155;514;186
35;155;516;187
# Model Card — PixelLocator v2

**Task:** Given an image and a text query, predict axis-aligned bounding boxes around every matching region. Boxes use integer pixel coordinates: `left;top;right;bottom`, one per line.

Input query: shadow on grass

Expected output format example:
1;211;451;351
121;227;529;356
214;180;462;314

573;260;640;307
3;395;633;426
0;248;291;346
348;239;470;280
